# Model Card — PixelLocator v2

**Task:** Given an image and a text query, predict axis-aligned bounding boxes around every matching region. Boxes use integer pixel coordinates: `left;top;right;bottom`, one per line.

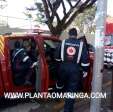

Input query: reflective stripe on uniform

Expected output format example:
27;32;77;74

23;56;29;62
12;48;24;62
55;59;62;61
61;39;65;61
48;88;53;91
56;83;64;89
77;41;83;63
81;63;90;67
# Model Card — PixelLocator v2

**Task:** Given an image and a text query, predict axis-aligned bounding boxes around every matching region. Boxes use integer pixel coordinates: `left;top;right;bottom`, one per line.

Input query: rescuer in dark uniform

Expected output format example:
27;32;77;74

78;35;90;91
12;40;37;85
55;28;90;112
28;39;39;62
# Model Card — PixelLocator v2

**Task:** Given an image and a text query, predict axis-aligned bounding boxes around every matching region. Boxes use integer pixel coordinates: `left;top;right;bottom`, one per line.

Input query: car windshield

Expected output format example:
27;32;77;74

44;40;59;49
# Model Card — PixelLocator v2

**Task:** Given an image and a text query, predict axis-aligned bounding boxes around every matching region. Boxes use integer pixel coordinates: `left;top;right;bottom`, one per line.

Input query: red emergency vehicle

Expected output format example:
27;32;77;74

0;32;93;98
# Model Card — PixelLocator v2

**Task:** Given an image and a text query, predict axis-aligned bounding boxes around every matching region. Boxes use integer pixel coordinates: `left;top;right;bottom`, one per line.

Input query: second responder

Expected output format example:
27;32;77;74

55;28;90;112
12;40;38;85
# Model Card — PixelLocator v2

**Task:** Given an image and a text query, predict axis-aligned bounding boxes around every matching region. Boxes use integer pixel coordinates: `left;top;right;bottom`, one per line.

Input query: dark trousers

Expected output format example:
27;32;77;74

57;63;81;112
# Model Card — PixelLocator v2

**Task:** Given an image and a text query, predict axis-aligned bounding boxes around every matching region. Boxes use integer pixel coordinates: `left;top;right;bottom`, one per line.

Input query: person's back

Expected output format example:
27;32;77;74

55;28;90;112
61;38;81;69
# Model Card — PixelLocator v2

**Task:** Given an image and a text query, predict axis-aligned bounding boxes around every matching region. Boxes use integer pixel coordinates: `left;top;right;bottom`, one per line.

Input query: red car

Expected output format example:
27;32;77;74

0;33;93;97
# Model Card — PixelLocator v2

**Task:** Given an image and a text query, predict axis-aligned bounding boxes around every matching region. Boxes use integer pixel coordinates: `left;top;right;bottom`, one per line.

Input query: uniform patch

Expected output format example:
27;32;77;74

67;46;76;56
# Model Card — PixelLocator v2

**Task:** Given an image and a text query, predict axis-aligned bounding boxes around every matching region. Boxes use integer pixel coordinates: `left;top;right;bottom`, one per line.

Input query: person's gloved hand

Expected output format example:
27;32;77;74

83;72;88;78
31;62;38;68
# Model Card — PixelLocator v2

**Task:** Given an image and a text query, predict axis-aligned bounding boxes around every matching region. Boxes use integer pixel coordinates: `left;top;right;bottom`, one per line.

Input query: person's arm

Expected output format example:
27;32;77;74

54;43;62;62
80;43;90;77
20;50;38;68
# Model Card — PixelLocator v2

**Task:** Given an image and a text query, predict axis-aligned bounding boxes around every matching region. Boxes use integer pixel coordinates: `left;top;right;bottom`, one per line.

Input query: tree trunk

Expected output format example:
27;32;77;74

49;24;64;36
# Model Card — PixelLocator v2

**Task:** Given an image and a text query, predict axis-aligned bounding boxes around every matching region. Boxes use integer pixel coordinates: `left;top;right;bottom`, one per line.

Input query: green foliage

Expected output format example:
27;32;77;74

24;0;96;35
24;2;45;24
74;6;96;33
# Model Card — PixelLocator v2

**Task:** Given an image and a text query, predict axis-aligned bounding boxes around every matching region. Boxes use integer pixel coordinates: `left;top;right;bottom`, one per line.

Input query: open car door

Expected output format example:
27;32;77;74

35;37;49;92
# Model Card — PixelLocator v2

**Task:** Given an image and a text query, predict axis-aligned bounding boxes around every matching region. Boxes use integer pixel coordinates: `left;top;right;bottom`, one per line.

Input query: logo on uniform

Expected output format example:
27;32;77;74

67;46;76;56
